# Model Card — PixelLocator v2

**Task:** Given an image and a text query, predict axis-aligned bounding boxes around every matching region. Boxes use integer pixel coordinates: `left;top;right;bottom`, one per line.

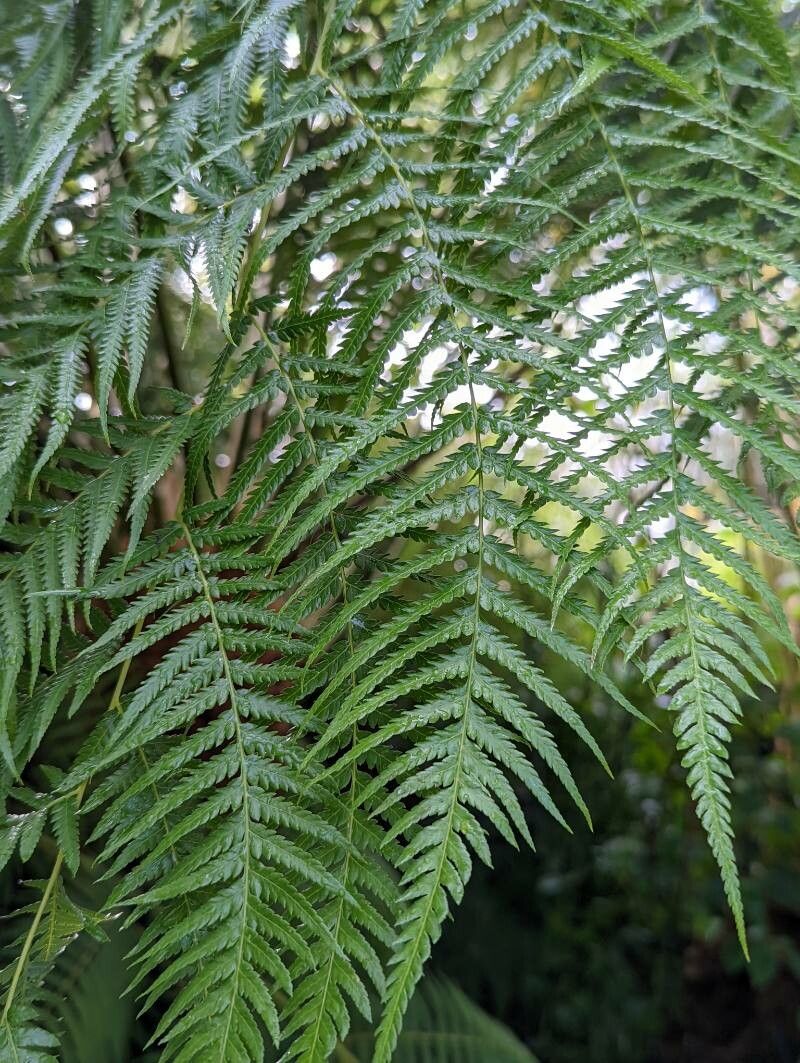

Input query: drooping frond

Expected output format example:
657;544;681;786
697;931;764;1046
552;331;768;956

49;519;396;1062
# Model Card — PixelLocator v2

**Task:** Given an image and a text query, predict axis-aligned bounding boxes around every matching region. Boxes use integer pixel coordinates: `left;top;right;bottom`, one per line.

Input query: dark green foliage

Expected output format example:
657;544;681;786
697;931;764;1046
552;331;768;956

0;0;799;1059
343;976;538;1062
435;676;800;1062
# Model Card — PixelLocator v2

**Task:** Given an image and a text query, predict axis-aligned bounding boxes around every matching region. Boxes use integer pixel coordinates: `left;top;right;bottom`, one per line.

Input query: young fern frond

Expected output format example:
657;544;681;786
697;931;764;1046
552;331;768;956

1;0;799;1058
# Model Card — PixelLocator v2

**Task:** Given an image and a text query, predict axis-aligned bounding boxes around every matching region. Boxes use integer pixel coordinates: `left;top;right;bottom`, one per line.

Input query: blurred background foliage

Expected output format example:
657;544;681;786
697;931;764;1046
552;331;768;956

435;635;800;1063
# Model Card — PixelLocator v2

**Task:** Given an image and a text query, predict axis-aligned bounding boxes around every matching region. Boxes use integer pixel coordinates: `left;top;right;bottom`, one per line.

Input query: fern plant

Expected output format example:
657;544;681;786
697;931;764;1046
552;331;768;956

1;0;799;1058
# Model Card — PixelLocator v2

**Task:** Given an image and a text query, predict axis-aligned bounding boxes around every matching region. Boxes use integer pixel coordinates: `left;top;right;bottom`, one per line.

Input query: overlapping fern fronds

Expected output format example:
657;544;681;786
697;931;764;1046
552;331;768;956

1;0;799;1058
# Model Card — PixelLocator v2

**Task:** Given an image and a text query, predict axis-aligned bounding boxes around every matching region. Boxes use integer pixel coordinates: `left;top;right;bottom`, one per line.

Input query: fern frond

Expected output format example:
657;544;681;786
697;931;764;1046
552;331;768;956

343;976;538;1062
55;521;394;1060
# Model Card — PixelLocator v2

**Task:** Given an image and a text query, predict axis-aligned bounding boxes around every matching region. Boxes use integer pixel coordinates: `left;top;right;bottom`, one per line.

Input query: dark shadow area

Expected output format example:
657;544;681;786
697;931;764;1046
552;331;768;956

436;704;800;1063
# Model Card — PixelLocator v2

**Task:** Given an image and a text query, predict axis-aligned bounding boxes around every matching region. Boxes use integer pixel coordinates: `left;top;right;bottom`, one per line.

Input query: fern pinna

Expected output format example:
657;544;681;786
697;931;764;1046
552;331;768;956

1;0;799;1059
